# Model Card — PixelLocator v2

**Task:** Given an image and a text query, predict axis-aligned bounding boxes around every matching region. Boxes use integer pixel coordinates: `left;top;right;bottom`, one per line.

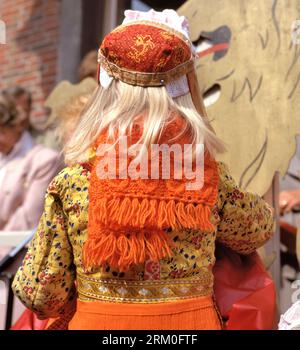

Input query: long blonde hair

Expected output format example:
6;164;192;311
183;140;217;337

64;79;225;165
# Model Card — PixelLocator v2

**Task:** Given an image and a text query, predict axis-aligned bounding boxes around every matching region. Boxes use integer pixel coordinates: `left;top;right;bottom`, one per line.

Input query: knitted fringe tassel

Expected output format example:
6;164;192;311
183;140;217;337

84;196;215;271
83;229;173;271
89;196;215;231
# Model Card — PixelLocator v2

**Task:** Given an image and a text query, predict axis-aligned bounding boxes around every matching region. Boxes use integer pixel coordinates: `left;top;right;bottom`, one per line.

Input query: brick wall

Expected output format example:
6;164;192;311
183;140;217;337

0;0;60;124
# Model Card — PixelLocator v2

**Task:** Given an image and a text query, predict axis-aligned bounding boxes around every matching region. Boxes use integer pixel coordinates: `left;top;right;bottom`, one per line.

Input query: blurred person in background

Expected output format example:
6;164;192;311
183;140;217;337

78;51;98;82
19;52;98;152
40;77;97;151
4;86;57;150
10;91;92;331
55;94;91;146
0;89;61;231
4;87;32;125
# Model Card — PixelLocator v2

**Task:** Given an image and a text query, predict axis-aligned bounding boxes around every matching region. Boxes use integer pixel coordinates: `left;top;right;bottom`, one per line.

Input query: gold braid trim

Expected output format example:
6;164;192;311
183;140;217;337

98;52;195;87
77;272;213;304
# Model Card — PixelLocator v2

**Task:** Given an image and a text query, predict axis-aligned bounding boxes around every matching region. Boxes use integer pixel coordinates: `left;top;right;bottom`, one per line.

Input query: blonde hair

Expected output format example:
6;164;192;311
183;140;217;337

64;80;225;165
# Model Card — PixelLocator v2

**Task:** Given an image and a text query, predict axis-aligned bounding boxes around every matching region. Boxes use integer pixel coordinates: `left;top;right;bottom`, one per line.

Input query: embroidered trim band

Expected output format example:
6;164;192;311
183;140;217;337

98;52;195;87
77;272;213;304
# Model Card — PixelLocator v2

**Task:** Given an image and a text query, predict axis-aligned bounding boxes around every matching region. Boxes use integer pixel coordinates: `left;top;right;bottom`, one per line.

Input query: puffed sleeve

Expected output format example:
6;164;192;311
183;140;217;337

12;170;76;319
216;162;275;254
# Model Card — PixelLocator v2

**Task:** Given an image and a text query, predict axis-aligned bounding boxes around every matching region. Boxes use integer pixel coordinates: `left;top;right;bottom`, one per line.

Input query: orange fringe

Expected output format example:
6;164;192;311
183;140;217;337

83;228;173;271
84;197;215;271
89;197;214;231
83;116;219;272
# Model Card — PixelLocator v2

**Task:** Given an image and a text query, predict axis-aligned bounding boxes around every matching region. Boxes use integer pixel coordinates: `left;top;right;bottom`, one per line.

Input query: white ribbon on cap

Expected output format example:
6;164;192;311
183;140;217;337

99;9;193;98
99;66;113;89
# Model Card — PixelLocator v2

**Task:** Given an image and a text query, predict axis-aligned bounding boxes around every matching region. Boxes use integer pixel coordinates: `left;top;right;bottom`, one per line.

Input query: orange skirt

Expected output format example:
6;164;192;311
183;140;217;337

68;296;222;330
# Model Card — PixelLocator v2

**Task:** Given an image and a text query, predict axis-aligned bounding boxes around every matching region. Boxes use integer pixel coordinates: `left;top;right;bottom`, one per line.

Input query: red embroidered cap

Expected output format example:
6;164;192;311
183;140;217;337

97;21;194;87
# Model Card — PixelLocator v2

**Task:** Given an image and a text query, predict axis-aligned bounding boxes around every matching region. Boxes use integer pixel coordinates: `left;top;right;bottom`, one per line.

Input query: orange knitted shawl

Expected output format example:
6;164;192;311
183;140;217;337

83;115;219;272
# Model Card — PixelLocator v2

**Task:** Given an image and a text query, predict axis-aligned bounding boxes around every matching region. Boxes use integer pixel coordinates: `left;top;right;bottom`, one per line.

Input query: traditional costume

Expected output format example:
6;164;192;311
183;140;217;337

12;9;274;330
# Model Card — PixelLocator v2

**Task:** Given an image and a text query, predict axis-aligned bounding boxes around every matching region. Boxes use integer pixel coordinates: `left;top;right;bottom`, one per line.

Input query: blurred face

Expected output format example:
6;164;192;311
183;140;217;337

0;123;24;155
16;95;31;124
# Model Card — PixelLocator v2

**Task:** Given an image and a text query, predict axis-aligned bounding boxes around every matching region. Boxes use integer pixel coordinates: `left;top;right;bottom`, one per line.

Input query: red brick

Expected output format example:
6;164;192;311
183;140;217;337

0;0;60;121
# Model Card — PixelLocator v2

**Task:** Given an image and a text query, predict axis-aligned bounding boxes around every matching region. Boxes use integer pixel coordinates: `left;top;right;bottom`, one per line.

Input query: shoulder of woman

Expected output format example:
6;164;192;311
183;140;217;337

26;143;61;169
31;142;59;157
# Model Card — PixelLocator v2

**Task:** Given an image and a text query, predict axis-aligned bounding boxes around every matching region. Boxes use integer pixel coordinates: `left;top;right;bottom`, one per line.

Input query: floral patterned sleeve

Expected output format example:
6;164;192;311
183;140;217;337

216;162;275;254
12;170;76;319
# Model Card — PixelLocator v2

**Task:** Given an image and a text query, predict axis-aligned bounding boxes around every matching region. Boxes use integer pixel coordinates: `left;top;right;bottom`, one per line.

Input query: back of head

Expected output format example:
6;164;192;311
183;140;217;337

62;9;226;273
64;9;225;166
0;91;23;126
3;86;32;110
78;51;98;82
